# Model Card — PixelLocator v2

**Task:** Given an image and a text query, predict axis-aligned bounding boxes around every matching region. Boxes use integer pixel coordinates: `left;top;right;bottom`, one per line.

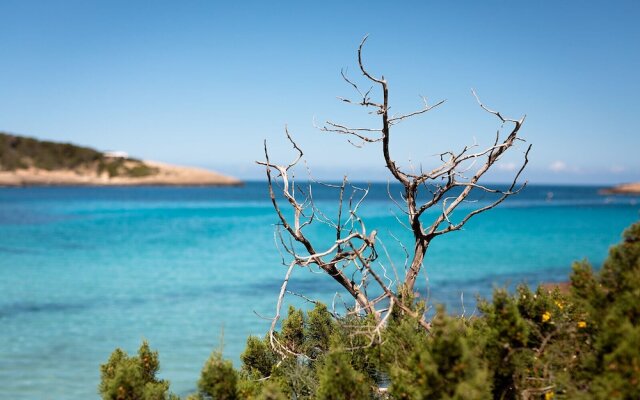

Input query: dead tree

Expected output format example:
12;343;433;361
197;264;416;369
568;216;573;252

258;36;530;354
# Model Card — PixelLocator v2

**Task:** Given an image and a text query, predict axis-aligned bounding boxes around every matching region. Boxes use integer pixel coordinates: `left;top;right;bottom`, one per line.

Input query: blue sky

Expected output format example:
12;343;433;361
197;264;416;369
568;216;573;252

1;0;638;183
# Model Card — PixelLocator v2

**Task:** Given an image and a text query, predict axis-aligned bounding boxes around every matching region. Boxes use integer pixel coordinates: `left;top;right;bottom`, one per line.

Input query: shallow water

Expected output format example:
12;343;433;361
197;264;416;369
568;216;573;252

0;183;638;399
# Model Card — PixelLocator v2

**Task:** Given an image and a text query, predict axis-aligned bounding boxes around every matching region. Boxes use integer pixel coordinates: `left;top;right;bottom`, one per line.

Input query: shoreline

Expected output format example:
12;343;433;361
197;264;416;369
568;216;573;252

600;182;640;195
0;161;242;187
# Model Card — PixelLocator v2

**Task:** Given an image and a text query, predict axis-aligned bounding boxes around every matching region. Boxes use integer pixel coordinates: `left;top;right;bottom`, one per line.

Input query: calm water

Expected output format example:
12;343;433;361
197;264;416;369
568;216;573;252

0;183;638;399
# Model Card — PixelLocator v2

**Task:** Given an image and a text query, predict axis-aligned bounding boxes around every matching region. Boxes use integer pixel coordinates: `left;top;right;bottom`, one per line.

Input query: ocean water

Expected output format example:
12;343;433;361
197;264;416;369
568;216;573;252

0;183;638;399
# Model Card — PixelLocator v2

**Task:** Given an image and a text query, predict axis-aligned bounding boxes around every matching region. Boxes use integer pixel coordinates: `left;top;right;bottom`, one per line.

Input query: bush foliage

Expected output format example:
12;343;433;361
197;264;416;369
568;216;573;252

100;221;640;399
99;341;176;400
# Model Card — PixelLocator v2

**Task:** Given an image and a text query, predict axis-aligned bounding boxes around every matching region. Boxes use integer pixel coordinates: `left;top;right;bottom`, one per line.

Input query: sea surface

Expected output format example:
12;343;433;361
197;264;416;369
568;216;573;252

0;183;638;399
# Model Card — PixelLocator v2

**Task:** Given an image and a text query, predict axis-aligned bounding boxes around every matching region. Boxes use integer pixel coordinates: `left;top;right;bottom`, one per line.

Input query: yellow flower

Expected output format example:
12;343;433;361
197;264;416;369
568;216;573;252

545;391;555;400
542;311;551;322
555;300;564;310
578;321;587;328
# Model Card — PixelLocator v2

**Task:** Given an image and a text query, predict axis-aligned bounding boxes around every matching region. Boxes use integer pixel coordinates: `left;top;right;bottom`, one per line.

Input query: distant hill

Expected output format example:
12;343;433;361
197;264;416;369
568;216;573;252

0;132;241;186
0;132;158;178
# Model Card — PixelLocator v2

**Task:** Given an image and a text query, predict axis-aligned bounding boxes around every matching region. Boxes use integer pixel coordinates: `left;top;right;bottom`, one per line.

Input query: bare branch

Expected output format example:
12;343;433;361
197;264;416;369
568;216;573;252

319;120;383;144
269;261;299;357
433;144;532;236
357;35;384;85
389;98;446;124
472;88;526;125
260;37;529;338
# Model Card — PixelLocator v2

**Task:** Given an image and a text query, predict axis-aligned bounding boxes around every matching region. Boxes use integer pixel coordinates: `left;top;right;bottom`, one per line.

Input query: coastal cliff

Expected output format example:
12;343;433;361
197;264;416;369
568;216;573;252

0;132;241;186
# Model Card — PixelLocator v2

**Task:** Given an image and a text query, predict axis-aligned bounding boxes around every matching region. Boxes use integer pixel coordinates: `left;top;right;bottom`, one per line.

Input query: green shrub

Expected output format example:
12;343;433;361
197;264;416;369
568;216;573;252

315;343;372;400
256;381;287;400
241;335;277;378
382;307;490;400
198;351;238;400
269;357;317;400
280;306;306;354
303;303;336;358
126;164;159;177
98;341;172;400
568;221;640;398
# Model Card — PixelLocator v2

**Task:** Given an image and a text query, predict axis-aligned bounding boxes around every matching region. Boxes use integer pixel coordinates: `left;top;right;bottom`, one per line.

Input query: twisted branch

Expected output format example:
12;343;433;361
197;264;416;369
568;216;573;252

258;36;529;353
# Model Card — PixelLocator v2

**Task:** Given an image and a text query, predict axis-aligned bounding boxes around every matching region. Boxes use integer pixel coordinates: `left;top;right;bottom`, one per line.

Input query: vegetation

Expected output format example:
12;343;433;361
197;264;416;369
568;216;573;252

97;39;639;400
196;351;238;400
0;132;158;177
99;341;177;400
98;221;640;399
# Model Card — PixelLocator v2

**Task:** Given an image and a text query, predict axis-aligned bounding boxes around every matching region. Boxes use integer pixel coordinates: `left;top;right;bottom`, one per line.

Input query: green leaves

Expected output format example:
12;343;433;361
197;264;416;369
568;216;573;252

198;351;238;400
241;336;277;378
568;221;640;399
315;347;372;400
99;341;171;400
383;307;490;400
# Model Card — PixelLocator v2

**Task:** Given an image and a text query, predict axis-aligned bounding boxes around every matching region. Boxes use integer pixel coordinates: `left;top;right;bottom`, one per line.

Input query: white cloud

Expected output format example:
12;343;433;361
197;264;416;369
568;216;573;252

610;165;626;173
549;161;568;172
497;162;517;172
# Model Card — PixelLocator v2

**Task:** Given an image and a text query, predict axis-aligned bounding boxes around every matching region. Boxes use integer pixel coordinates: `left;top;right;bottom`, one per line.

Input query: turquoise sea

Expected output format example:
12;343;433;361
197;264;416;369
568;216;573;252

1;183;639;399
